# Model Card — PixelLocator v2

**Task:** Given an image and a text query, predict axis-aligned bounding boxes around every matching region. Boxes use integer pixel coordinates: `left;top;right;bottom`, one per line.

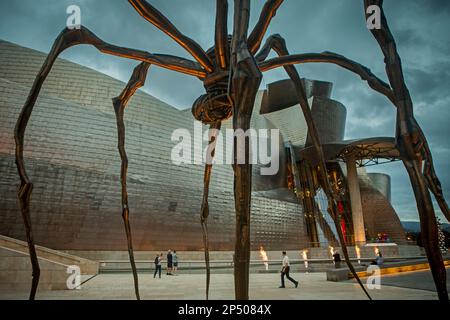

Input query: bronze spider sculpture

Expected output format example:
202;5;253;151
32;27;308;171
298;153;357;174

14;0;449;300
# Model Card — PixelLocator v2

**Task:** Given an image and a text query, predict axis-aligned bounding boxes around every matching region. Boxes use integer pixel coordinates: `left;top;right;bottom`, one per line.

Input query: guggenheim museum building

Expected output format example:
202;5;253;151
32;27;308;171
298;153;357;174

0;39;407;253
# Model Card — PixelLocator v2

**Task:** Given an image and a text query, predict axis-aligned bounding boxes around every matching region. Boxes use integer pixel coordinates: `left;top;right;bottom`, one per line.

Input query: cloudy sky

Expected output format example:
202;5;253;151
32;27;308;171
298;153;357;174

0;0;449;222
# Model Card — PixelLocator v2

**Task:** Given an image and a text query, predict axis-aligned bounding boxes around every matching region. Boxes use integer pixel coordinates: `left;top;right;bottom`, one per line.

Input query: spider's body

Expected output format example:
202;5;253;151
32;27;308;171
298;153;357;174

192;62;232;123
13;0;449;301
192;89;232;124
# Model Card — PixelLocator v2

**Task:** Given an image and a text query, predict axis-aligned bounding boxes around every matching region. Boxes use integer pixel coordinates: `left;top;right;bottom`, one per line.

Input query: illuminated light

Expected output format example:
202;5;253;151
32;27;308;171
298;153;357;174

259;246;269;271
302;249;309;270
374;246;380;256
329;246;335;260
355;246;361;264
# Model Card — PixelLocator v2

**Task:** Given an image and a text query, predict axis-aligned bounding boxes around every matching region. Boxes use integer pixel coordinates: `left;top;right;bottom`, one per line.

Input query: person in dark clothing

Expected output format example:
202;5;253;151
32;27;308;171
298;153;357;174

371;251;383;266
279;251;299;288
333;251;342;269
154;253;162;278
167;249;173;275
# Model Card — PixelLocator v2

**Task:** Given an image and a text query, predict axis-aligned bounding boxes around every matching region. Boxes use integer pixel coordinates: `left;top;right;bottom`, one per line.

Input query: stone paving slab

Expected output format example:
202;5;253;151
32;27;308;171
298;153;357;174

0;272;440;300
360;267;450;292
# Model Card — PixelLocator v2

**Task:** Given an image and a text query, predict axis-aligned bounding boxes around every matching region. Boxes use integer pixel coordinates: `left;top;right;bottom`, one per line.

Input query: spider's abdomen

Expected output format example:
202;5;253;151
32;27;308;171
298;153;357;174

192;92;232;124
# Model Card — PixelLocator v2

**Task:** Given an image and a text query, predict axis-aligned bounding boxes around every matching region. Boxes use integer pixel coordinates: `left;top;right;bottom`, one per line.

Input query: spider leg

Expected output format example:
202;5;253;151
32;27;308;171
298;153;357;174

128;0;214;73
423;149;450;223
112;62;151;300
258;52;394;104
247;0;284;54
200;121;222;300
411;123;450;223
364;0;448;300
50;27;204;76
13;160;37;300
215;0;229;70
14;26;201;300
257;34;372;299
230;0;262;300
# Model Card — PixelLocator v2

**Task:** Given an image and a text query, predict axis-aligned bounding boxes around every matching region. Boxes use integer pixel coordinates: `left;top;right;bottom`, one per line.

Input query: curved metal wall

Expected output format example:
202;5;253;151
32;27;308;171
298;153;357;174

367;173;391;202
306;96;347;144
250;92;290;194
359;175;406;244
303;79;333;99
260;78;333;114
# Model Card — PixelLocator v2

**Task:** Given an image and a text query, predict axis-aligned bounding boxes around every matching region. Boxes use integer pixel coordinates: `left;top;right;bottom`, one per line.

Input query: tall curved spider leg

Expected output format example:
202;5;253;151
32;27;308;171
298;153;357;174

256;34;372;299
364;0;448;301
14;26;202;300
230;0;263;300
14;126;38;300
215;0;229;70
128;0;214;73
259;53;395;103
112;62;151;300
200;121;222;300
247;0;284;54
421;130;450;222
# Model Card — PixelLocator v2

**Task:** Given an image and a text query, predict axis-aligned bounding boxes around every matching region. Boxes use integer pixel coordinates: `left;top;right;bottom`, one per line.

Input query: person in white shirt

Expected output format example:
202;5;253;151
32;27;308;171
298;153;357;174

280;251;299;288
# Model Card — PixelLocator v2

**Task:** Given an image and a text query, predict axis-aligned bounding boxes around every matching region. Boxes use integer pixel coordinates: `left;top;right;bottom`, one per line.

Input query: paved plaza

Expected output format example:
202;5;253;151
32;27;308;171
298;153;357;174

1;269;447;300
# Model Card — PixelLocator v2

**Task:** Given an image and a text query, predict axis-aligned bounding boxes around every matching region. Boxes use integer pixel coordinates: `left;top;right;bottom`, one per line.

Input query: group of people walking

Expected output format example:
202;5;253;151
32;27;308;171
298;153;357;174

153;249;178;278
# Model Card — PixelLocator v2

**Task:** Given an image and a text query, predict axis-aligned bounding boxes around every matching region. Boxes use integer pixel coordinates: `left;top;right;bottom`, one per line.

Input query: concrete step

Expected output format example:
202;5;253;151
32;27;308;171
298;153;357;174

352;257;450;278
0;245;71;291
0;234;98;275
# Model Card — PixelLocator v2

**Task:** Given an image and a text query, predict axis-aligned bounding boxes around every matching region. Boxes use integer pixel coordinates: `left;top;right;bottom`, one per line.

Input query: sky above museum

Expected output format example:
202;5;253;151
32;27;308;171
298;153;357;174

0;0;449;223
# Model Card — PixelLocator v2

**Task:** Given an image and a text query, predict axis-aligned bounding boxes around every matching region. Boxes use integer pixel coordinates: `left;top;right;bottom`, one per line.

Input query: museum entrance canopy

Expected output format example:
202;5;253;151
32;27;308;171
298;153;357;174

294;137;400;167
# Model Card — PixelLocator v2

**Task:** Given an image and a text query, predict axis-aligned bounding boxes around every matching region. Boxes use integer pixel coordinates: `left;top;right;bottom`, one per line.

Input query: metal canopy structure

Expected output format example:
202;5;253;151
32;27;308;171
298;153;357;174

295;137;401;167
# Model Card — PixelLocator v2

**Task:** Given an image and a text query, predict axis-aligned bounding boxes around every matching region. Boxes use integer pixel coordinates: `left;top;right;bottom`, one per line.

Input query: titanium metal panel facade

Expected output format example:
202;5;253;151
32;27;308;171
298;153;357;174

0;40;308;251
306;96;346;145
367;173;391;202
259;79;346;148
358;170;406;244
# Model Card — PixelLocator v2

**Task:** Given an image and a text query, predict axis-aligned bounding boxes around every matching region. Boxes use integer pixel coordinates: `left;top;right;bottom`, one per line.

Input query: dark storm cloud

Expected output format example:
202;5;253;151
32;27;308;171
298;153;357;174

0;0;448;222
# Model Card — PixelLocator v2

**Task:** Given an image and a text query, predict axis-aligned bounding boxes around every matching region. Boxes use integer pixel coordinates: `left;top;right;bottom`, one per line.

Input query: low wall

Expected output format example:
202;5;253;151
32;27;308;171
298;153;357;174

0;235;98;275
66;244;424;262
0;246;70;290
65;250;313;262
307;244;423;260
